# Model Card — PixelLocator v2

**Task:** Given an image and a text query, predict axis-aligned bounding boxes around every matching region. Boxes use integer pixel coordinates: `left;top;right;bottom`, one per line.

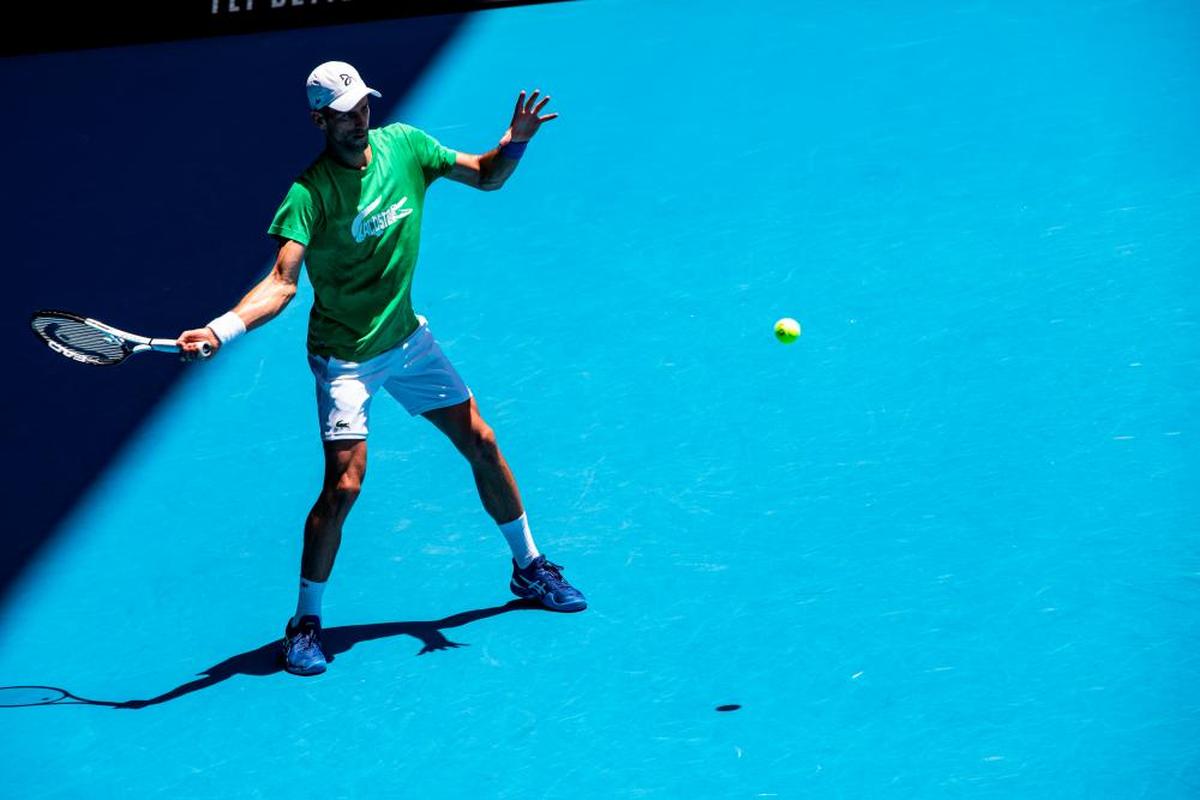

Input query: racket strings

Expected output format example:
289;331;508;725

0;686;69;707
31;316;128;364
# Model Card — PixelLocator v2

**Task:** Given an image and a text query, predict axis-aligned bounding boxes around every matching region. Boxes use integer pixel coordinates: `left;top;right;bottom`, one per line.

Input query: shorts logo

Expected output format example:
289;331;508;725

352;196;412;243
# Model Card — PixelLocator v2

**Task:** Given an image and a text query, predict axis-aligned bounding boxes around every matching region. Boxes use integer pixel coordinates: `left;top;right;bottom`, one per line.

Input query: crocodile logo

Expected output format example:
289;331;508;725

351;196;412;243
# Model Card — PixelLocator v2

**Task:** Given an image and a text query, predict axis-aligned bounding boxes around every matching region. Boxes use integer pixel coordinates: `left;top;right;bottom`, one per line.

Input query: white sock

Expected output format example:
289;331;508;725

292;578;327;625
498;513;541;568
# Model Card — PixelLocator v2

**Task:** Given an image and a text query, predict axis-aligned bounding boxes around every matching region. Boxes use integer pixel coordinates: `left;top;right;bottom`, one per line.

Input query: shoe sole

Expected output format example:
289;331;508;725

279;649;327;676
284;661;327;676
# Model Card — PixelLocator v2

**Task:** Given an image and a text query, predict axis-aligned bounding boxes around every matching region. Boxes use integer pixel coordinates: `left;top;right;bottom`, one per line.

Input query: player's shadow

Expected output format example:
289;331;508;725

3;599;542;710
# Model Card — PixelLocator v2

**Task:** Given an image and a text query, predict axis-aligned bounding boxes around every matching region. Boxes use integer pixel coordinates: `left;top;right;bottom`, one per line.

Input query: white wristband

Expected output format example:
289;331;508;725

206;311;247;345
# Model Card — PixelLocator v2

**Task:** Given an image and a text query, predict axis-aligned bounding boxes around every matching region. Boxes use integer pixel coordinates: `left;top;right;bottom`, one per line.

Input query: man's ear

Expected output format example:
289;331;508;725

310;110;326;130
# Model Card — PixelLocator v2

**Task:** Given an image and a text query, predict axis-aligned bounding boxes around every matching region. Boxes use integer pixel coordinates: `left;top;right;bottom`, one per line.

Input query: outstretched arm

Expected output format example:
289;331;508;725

176;238;306;359
448;89;558;191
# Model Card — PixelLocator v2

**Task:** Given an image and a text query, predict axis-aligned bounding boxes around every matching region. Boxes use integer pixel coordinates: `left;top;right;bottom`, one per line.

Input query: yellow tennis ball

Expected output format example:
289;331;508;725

774;317;801;343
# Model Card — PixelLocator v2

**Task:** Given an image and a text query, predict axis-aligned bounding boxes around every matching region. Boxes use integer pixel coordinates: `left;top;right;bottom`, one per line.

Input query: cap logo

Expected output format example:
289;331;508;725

306;62;379;110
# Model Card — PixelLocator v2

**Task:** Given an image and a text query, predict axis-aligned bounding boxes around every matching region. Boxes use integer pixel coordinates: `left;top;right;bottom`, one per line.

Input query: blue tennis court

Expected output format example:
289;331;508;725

3;1;1198;796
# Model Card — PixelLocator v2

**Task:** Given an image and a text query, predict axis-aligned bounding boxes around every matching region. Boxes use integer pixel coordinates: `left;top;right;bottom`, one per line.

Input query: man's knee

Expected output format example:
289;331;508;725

334;471;364;498
316;479;360;521
468;423;501;466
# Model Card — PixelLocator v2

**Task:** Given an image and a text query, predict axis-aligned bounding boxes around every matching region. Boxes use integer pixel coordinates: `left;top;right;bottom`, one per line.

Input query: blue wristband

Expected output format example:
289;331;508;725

499;140;528;160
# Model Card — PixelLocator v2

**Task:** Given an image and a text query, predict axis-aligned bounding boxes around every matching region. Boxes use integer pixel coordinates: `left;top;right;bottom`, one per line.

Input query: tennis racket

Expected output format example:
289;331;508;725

0;685;74;707
29;310;211;366
0;684;144;708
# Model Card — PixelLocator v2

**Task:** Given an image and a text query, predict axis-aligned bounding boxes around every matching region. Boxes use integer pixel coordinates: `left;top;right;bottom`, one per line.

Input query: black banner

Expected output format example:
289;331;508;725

0;0;571;57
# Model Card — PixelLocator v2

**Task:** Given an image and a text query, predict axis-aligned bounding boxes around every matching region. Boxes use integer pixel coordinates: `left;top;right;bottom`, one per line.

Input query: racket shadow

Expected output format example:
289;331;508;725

1;599;543;710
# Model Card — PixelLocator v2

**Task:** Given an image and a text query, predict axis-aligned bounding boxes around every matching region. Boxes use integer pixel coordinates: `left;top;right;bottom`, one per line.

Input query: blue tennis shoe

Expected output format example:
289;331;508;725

510;556;588;612
281;615;327;676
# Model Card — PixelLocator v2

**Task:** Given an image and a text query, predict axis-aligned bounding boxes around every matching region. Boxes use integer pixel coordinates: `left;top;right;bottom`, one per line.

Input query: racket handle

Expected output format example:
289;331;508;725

150;339;214;359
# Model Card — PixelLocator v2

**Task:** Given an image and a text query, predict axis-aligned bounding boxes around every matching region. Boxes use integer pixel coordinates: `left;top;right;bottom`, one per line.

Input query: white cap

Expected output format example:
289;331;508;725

306;61;382;112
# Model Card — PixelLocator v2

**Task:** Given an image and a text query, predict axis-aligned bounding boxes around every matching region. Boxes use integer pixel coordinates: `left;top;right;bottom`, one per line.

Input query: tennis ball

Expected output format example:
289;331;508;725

774;317;801;343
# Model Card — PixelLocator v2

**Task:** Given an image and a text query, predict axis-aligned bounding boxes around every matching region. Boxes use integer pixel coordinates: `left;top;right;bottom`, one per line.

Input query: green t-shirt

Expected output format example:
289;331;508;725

268;122;457;361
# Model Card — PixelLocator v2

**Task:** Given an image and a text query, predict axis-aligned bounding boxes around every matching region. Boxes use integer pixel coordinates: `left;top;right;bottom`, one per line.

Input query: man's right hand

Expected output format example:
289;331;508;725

177;328;220;361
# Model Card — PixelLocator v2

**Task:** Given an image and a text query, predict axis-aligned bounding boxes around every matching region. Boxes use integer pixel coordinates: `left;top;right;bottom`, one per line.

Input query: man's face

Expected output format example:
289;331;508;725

313;95;371;149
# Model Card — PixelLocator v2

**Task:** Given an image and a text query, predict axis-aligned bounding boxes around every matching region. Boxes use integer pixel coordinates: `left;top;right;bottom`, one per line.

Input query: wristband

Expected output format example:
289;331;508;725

499;140;528;160
206;311;247;345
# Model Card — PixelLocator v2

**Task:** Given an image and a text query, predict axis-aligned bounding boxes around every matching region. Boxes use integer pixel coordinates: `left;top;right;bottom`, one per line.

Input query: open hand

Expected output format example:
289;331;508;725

507;89;557;143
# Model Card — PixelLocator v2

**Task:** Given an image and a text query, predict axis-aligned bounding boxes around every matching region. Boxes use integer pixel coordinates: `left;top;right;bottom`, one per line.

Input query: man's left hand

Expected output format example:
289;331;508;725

507;89;557;143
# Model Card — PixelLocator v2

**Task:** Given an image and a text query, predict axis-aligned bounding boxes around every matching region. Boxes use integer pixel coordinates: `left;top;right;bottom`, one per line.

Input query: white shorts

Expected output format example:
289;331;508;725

307;316;472;441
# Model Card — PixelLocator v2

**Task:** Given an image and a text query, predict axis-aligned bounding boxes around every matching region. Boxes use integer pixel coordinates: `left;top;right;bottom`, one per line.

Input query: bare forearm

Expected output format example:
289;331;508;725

177;240;304;358
479;146;521;191
231;274;297;330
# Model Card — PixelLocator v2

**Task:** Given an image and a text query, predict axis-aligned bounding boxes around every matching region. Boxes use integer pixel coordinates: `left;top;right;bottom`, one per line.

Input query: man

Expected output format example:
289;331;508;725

177;61;586;677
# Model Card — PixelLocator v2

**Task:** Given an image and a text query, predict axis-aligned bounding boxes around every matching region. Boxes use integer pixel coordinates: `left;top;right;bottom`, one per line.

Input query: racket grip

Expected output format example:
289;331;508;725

198;342;213;359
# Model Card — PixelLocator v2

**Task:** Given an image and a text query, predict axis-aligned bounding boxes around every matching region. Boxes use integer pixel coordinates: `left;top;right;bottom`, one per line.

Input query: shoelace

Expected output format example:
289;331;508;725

536;560;569;588
290;628;319;651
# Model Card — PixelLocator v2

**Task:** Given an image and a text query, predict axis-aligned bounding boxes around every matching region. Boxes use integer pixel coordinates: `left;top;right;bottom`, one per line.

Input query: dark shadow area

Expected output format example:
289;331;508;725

1;13;467;606
0;600;543;709
0;1;569;56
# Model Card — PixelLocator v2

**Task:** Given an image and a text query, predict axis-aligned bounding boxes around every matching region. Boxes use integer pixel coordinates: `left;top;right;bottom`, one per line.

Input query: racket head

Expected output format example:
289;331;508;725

0;685;69;707
30;310;136;366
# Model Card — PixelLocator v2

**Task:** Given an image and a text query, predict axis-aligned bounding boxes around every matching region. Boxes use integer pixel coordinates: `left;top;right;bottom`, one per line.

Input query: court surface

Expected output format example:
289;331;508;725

3;1;1198;797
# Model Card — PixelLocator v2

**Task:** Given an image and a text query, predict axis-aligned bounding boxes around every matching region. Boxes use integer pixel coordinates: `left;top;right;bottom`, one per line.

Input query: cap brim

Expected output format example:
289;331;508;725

327;86;382;112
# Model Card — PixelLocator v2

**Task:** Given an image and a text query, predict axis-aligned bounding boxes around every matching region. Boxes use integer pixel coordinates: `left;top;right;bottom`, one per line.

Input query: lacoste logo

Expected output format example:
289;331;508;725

351;196;413;243
334;420;350;430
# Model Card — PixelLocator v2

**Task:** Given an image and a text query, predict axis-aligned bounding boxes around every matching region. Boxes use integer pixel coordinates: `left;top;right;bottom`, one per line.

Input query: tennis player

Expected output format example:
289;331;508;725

177;61;586;677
